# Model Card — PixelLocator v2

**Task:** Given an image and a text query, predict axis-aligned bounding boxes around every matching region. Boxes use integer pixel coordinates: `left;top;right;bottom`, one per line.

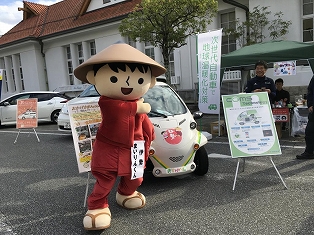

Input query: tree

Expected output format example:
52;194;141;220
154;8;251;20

225;5;292;47
119;0;218;84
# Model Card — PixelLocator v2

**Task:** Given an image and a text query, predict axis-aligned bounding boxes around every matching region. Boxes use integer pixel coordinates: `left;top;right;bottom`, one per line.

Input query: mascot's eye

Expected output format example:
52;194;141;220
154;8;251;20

110;76;118;83
138;78;144;84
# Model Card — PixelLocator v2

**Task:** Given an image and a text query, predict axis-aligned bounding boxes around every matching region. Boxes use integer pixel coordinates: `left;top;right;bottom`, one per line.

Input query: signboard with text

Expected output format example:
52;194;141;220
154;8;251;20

16;98;38;129
272;108;289;122
68;102;102;173
197;29;222;114
222;92;281;158
274;61;296;76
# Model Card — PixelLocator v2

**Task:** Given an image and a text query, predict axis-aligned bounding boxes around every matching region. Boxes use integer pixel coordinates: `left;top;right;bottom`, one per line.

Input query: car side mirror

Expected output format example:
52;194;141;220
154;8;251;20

1;102;10;106
193;111;203;120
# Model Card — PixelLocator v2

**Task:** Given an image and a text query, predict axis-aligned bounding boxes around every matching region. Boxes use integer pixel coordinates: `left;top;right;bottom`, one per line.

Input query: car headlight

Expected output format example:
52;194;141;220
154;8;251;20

60;104;69;114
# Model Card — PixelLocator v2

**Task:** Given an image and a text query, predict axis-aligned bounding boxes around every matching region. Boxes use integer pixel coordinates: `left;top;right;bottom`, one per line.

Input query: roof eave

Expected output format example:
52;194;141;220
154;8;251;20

0;36;38;49
39;15;127;40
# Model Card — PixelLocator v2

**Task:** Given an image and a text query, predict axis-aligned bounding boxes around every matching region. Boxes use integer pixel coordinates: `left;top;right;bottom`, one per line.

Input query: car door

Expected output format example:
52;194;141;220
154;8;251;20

0;93;31;124
31;93;55;120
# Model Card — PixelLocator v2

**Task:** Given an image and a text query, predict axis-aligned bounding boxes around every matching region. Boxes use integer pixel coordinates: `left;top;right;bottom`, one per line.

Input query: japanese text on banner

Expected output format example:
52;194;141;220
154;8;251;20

197;29;222;114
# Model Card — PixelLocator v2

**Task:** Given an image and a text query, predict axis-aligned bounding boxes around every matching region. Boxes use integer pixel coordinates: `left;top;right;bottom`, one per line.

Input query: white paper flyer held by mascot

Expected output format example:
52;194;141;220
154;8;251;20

73;42;166;230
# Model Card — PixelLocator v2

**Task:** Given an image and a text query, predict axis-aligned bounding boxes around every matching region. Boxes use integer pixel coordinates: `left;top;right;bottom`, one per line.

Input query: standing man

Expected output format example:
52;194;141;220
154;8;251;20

296;75;314;159
275;78;290;130
244;60;276;104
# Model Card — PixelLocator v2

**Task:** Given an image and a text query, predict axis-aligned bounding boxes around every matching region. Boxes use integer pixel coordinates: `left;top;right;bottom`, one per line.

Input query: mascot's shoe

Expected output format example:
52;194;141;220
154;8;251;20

116;191;146;210
83;208;111;230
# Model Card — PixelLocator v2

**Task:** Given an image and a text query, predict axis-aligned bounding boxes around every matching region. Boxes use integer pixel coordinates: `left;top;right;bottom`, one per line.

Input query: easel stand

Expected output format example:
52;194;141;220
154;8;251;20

14;128;40;144
232;156;287;191
84;171;91;207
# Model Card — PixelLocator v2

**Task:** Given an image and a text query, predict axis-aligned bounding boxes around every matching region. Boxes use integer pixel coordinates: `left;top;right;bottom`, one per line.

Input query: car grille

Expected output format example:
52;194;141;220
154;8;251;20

169;155;184;162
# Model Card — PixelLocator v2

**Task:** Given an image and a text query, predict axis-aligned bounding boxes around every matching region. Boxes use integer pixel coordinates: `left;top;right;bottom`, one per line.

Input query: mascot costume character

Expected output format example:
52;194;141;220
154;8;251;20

74;42;166;230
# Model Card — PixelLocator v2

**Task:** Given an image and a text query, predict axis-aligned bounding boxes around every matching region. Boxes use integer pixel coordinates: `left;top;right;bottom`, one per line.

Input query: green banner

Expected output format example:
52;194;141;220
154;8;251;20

222;92;281;158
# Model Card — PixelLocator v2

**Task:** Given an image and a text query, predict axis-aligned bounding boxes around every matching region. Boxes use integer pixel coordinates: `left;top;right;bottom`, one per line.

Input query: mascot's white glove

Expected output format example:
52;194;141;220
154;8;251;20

136;98;151;114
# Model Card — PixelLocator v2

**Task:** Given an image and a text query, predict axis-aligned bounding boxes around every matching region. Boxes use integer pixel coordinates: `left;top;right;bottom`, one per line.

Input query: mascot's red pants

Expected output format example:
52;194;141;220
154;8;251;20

87;170;143;210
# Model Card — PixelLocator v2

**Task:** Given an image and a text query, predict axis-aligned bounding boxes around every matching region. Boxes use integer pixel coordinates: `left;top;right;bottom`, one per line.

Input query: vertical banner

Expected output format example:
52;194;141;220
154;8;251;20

222;92;281;158
197;29;222;114
68;102;102;173
16;98;38;129
0;69;3;100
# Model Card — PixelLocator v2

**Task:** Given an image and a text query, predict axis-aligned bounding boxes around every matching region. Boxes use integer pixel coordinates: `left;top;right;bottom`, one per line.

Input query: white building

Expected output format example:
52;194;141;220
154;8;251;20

0;0;313;101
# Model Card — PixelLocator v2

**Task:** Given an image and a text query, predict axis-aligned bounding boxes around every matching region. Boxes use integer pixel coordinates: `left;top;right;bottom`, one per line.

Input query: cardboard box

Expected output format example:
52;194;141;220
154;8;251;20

210;120;226;136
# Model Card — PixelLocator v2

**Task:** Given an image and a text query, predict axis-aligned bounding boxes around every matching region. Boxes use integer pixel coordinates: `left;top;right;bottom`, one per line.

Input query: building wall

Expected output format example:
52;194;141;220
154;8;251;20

21;47;47;91
0;0;312;101
42;23;123;92
0;41;47;99
249;0;302;42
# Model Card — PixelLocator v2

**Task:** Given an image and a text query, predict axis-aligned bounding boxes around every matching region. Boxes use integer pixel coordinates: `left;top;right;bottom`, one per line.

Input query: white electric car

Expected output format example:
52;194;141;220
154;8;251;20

58;81;211;177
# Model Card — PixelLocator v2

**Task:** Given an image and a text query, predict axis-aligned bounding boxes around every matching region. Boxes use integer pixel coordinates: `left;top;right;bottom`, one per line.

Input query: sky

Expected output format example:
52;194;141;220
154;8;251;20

0;0;62;35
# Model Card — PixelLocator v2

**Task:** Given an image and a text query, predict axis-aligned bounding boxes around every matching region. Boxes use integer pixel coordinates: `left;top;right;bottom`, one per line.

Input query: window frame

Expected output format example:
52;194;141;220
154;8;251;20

220;10;237;54
302;0;314;42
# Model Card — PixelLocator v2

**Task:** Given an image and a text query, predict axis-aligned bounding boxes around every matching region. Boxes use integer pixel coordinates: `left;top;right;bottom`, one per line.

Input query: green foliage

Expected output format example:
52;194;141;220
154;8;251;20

224;5;292;47
119;0;218;83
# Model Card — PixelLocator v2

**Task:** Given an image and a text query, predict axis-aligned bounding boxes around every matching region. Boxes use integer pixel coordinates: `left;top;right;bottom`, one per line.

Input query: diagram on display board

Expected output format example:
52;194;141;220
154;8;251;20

222;92;281;158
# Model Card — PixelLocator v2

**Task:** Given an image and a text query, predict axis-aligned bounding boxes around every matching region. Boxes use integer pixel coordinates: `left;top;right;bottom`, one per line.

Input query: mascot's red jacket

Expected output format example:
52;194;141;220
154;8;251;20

91;96;155;175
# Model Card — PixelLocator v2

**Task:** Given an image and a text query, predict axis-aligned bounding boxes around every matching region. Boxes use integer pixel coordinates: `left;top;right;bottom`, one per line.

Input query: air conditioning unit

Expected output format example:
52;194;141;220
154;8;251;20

222;70;242;82
171;76;180;84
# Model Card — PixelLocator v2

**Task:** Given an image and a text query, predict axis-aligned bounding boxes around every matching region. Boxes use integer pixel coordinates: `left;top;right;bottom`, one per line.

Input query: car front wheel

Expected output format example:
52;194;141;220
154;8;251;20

193;146;208;176
51;109;60;123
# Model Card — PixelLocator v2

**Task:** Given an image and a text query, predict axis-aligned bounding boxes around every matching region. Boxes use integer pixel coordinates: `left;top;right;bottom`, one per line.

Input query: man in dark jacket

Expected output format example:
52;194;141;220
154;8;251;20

296;75;314;159
275;78;290;130
275;78;290;105
244;60;276;104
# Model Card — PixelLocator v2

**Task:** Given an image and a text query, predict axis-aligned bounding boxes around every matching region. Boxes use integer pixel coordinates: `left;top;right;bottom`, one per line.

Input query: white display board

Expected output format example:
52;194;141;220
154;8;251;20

222;92;281;158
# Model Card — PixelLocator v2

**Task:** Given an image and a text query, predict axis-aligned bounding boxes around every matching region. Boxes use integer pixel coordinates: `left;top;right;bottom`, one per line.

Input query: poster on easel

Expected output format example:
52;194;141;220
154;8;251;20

222;92;281;158
16;98;38;129
68;102;101;173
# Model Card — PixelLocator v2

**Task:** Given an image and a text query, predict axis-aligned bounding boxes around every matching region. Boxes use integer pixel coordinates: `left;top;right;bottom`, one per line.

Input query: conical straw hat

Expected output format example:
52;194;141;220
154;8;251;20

74;42;166;83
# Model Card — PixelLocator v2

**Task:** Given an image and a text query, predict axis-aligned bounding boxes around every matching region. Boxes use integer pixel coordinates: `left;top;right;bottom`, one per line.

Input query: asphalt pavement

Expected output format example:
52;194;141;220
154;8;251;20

0;120;313;235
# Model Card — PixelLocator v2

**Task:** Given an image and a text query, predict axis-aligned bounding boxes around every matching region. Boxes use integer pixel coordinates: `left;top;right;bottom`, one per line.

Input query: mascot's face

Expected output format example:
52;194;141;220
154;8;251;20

87;64;155;100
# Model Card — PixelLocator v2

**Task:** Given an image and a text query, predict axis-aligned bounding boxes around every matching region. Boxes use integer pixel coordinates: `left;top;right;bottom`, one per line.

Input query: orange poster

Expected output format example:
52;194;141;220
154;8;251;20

16;98;38;129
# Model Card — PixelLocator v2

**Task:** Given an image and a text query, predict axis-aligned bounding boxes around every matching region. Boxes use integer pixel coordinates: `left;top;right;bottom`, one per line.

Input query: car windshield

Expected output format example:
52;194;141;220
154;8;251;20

78;85;100;97
78;84;187;117
143;85;187;117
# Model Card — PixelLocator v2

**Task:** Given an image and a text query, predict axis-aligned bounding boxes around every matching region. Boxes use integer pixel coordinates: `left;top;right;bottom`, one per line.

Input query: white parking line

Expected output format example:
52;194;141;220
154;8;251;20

208;153;231;158
208;141;305;149
0;130;70;136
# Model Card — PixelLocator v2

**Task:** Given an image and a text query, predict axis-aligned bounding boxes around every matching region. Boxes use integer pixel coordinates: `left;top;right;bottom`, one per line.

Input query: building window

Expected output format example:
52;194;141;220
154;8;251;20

221;11;236;54
103;0;110;3
145;42;155;60
66;46;74;85
90;41;96;56
77;43;84;64
303;19;313;42
303;0;314;42
3;70;8;92
18;55;25;91
9;57;16;91
128;37;136;48
303;0;313;15
169;50;175;77
0;58;8;92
